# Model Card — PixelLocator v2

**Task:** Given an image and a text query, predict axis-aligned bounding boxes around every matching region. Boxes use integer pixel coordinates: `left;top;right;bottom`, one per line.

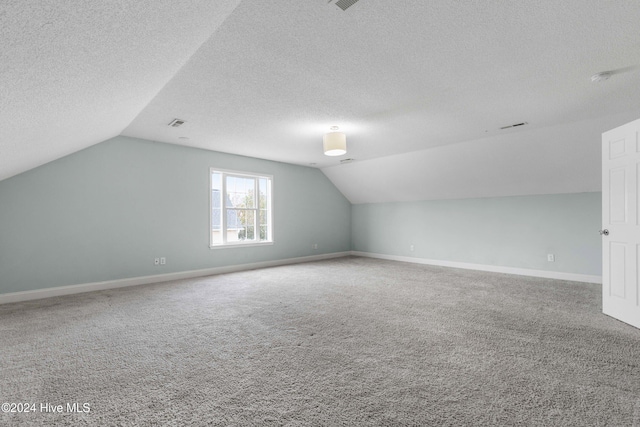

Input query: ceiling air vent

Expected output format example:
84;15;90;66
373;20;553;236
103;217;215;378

500;122;528;130
335;0;360;11
340;158;355;164
168;119;186;127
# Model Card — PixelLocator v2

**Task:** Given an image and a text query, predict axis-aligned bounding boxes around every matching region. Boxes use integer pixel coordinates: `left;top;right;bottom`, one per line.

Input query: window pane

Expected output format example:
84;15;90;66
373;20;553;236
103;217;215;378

226;176;255;208
211;226;223;245
258;178;270;241
211;172;222;192
259;209;268;241
243;225;256;241
211;172;223;245
211;206;222;244
259;178;267;208
235;209;256;240
226;208;240;242
211;169;271;246
212;207;221;231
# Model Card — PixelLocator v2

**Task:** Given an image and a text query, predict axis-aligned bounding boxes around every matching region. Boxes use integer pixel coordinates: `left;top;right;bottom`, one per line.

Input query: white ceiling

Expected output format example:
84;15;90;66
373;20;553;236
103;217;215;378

0;0;242;181
324;110;640;204
3;0;640;201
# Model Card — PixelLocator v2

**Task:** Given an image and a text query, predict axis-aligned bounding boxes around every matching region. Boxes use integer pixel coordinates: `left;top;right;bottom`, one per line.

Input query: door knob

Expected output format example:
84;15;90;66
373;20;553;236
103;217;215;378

599;229;609;236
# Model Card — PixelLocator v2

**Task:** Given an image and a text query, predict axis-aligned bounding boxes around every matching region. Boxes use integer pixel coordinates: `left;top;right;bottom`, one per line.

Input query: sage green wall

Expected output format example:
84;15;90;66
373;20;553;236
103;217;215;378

352;193;601;276
0;135;601;295
0;136;351;294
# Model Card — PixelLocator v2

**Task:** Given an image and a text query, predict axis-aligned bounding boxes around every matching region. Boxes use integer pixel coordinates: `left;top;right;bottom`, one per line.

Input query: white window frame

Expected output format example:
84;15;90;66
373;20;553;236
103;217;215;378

209;167;273;249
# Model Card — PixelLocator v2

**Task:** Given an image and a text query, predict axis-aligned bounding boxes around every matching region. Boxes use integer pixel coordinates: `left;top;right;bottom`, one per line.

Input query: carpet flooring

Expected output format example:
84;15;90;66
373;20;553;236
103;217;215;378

1;256;640;426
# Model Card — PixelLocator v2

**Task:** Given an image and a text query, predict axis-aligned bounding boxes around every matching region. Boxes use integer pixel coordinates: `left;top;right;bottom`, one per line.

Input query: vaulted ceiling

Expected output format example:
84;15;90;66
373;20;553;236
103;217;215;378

2;1;640;200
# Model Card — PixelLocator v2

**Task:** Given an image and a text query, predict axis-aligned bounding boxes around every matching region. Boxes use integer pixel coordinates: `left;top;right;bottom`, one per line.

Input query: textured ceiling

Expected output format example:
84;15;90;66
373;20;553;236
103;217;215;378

323;110;640;204
3;0;640;193
123;0;640;168
0;0;241;181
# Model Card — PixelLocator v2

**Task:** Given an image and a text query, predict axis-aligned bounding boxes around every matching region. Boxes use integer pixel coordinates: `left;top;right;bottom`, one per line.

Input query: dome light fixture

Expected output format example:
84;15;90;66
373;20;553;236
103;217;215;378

323;126;347;156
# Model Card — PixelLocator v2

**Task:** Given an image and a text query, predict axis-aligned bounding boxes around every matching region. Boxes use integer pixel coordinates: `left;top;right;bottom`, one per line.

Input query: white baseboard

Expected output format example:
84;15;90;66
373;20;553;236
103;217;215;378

350;251;602;284
0;252;351;305
0;250;600;305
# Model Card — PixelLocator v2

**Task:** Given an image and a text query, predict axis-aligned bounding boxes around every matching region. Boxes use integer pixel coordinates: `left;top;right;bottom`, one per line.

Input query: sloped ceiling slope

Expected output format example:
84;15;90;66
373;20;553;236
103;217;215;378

3;1;640;203
123;0;640;171
0;0;241;181
323;110;640;204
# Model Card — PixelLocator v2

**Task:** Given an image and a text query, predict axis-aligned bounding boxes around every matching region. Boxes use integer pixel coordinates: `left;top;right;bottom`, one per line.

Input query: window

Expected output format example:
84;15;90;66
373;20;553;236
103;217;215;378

210;168;273;247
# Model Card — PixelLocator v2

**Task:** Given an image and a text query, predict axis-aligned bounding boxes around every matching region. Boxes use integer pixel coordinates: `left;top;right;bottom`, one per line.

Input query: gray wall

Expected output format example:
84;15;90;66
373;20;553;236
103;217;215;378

0;136;351;294
0;135;602;295
352;193;601;276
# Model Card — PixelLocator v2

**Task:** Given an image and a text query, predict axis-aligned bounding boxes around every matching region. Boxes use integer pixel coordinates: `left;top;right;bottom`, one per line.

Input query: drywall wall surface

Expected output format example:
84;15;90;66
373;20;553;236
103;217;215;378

352;192;601;276
0;136;351;294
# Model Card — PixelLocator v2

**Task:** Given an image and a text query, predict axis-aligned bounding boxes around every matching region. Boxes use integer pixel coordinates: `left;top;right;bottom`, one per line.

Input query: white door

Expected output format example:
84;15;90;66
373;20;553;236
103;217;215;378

602;118;640;328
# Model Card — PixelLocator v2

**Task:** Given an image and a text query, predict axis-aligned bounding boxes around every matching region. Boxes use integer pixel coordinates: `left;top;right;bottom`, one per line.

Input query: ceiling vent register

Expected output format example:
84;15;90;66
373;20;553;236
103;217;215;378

168;119;185;127
500;122;528;130
335;0;360;11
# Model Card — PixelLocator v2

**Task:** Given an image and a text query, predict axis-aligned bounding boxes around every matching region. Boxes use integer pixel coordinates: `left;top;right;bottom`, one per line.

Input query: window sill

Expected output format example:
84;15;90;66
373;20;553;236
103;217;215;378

209;241;274;250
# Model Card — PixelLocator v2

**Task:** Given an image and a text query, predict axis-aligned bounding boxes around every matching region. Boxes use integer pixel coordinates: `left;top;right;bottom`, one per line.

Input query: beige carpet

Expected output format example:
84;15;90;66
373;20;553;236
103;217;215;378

1;256;639;426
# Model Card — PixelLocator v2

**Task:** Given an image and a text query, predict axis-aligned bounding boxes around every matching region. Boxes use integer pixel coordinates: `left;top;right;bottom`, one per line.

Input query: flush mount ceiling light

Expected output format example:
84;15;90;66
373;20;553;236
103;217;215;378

323;126;347;156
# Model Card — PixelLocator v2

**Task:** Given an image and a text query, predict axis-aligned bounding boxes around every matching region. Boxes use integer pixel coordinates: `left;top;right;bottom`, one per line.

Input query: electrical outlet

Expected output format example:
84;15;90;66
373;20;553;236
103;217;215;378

154;258;160;265
410;245;415;252
547;254;555;262
312;243;318;250
160;257;166;265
